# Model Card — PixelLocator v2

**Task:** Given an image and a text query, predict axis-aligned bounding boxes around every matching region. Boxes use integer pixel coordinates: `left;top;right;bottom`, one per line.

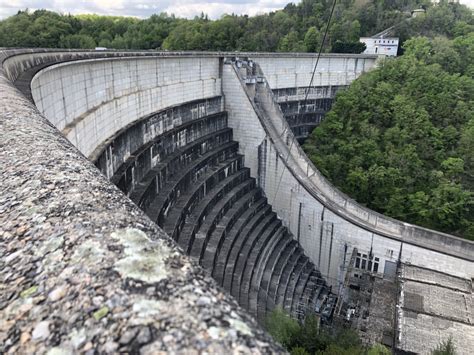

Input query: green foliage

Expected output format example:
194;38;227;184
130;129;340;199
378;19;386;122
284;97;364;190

332;40;366;53
265;308;368;354
60;34;96;49
265;307;301;350
1;1;471;52
304;34;474;240
304;27;320;52
431;337;456;355
367;343;391;355
291;347;310;355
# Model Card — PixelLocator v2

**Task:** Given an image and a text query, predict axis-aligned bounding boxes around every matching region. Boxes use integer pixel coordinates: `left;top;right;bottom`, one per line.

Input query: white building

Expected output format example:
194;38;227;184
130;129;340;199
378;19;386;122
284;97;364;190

360;36;399;57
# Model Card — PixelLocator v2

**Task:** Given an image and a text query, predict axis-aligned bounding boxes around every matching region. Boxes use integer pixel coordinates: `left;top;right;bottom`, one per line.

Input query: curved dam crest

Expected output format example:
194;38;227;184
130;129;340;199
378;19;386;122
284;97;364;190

1;49;473;354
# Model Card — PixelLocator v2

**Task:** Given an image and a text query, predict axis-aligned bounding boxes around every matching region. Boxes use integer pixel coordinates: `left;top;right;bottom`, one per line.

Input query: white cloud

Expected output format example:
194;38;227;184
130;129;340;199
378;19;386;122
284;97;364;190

0;0;298;19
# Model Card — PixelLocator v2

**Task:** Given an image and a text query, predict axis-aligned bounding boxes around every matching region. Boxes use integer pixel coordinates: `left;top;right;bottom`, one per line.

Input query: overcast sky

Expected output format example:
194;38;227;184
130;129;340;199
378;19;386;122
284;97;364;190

0;0;297;19
0;0;472;20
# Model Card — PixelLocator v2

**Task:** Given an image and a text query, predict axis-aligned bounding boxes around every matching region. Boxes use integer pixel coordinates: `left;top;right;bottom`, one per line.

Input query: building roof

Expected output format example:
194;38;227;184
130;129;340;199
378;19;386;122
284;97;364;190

397;264;474;354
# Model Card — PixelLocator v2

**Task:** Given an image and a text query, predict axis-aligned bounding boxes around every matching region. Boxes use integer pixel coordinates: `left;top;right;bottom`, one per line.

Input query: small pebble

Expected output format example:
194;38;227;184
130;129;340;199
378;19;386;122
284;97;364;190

32;321;50;341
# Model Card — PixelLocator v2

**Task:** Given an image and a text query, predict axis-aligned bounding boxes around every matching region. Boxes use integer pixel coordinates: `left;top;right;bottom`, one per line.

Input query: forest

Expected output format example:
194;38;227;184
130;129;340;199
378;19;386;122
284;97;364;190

304;3;474;240
1;0;469;53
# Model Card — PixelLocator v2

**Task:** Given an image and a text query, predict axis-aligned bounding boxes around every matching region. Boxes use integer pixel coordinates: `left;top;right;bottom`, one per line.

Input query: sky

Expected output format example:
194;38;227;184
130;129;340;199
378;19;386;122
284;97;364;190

0;0;472;20
0;0;295;19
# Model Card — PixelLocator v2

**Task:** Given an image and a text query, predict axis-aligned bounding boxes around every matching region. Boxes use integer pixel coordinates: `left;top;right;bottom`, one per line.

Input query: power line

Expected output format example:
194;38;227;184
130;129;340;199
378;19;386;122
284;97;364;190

272;0;338;205
303;0;338;104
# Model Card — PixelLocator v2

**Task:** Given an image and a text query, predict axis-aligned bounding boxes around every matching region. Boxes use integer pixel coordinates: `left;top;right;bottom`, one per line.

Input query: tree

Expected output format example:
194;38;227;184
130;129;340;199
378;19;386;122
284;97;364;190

304;34;474;240
368;343;391;355
332;40;366;53
265;307;301;349
291;347;310;355
304;26;320;52
1;1;472;52
265;308;369;354
60;34;96;48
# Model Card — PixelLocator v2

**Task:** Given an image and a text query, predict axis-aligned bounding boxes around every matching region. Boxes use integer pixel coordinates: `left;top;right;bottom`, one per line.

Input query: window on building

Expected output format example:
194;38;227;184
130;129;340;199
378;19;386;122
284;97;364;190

355;253;361;268
354;253;380;273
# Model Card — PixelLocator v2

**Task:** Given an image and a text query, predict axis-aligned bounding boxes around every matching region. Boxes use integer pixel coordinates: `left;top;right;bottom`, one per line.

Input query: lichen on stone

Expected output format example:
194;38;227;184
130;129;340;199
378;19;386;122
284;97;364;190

20;285;38;298
112;228;170;284
93;306;109;321
227;317;253;336
71;239;106;266
36;234;64;256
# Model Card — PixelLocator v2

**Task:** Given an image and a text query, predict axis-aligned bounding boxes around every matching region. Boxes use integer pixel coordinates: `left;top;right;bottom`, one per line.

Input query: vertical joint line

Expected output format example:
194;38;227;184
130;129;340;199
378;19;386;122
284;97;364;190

297;202;303;244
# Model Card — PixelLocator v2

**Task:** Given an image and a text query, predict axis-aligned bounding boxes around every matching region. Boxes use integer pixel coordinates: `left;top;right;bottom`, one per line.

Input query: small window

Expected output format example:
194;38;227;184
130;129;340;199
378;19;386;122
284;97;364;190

357;253;361;257
373;262;379;273
362;254;367;258
361;259;367;269
355;258;360;268
375;257;379;262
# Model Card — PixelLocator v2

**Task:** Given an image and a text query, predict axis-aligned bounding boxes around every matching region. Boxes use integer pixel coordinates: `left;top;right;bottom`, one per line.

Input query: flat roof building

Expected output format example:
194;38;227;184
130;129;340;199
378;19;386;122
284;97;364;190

360;37;399;57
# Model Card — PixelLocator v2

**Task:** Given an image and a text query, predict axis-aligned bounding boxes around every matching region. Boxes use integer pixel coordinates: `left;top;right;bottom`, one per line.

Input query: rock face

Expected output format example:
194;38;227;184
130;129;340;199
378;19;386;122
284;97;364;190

0;50;283;354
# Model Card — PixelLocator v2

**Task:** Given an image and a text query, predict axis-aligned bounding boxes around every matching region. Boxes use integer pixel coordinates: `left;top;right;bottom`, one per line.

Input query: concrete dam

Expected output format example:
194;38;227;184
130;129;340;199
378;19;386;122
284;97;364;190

1;49;473;354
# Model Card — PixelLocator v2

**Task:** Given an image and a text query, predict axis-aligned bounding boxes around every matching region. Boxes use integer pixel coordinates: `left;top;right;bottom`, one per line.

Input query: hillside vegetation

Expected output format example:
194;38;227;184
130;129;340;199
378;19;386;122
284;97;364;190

1;1;469;52
304;18;474;239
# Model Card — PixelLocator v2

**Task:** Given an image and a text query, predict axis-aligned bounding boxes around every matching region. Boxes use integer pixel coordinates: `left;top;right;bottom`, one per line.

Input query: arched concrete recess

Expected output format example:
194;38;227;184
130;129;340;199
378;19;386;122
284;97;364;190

1;49;473;354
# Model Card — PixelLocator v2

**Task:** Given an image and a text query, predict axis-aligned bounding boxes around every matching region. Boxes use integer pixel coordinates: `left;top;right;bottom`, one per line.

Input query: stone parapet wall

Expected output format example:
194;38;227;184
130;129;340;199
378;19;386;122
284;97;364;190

0;49;282;353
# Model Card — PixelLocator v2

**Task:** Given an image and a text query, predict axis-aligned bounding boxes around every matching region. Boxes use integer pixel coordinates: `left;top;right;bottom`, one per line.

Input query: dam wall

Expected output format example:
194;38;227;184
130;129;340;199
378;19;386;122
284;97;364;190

253;55;372;89
30;56;221;158
252;55;376;143
222;58;473;353
223;59;474;285
26;52;333;325
1;49;473;353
